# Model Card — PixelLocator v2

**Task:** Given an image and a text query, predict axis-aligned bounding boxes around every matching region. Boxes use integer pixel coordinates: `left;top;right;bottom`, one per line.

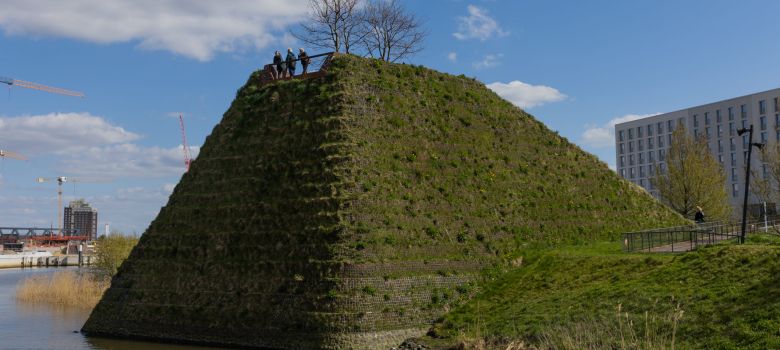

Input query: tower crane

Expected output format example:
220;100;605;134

36;176;111;235
178;114;192;171
1;76;84;98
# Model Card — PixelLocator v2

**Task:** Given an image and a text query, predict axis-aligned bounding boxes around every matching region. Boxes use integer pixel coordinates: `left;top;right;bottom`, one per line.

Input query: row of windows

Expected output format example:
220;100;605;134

618;98;780;143
618;118;684;142
619;163;664;180
620;114;780;158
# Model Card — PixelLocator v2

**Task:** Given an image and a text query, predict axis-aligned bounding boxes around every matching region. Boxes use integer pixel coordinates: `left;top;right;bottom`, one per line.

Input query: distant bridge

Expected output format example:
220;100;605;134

0;227;89;244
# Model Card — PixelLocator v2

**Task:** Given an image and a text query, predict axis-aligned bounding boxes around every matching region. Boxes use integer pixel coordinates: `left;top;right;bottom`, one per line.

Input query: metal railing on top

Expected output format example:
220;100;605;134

257;52;335;86
622;218;780;253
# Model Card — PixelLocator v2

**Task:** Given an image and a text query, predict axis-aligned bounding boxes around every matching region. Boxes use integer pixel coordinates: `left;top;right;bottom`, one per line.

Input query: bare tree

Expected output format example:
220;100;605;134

360;0;426;62
292;0;363;54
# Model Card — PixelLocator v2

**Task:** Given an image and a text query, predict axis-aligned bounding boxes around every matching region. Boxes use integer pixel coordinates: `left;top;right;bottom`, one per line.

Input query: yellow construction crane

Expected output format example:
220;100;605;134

36;176;111;235
1;76;84;98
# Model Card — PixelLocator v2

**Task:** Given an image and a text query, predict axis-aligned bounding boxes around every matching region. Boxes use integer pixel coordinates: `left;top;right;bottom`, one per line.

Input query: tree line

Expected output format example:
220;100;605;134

292;0;426;63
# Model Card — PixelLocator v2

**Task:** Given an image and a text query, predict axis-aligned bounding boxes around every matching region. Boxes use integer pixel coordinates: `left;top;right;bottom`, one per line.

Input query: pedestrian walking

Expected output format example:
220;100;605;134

273;51;284;79
286;48;296;77
298;48;310;75
694;206;705;223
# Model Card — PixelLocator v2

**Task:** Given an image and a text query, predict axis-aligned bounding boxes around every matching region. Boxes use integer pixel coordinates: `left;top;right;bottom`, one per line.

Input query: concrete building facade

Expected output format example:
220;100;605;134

63;199;98;240
615;88;780;214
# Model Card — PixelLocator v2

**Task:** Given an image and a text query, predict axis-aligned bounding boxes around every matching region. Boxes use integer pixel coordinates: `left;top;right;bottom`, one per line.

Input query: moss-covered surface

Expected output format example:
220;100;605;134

83;55;685;349
428;237;780;349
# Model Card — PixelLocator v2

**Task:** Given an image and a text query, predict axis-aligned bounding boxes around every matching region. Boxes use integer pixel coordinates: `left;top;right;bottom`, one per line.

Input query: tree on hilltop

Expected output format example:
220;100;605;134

292;0;425;62
651;126;731;220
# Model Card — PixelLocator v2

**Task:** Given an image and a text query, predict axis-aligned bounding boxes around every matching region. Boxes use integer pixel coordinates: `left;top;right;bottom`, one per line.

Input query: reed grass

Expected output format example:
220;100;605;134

16;270;109;309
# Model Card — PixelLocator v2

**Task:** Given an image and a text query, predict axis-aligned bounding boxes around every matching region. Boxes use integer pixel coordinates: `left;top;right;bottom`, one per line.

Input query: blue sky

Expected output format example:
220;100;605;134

0;0;779;233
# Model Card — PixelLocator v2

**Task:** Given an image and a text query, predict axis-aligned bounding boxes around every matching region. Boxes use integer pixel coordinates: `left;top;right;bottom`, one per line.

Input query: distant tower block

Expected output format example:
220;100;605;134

63;199;98;240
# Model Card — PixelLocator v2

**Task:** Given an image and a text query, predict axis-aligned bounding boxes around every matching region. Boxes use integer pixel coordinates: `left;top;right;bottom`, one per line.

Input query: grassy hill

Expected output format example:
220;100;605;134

83;55;686;349
427;236;780;349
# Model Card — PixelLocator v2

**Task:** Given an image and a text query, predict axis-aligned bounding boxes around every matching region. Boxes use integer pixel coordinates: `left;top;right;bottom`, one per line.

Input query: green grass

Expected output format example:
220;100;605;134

428;238;780;349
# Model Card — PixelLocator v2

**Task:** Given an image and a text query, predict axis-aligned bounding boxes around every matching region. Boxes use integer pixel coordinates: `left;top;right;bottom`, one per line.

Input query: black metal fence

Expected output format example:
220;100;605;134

622;218;780;253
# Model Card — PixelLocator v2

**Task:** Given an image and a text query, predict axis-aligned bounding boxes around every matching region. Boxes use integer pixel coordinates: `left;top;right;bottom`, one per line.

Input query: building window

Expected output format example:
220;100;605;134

647;124;653;136
731;153;736;166
629;154;635;165
648;164;655;175
637;126;643;138
659;163;666;173
657;122;663;134
638;139;644;151
731;167;737;182
743;135;749;148
630;167;635;179
732;183;739;198
730;138;736;151
744;151;748;164
667;134;672;146
776;114;780;128
667;120;673;132
741;104;747;118
718;140;723;153
718;154;723;164
619;156;625;167
775;97;779;112
761;132;767;143
729;122;735;136
638;152;644;164
760;100;767;115
628;128;634;140
705;127;711;139
777;129;780;141
619;143;625;154
618;130;625;142
741;119;747;129
639;166;646;177
659;149;666;161
716;109;722;123
658;135;664;148
648;137;654;149
648;151;654;163
761;116;767;130
620;169;626;178
629;141;635;152
717;124;723;138
728;107;734;120
639;178;645;187
693;114;699;127
694;129;699;137
704;112;710;125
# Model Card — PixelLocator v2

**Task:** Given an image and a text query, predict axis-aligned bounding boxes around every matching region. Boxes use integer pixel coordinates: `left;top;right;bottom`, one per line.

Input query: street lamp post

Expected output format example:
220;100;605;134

737;124;764;244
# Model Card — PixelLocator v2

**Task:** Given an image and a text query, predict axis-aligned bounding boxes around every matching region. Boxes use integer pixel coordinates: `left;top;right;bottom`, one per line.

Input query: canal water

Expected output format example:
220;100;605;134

0;267;225;350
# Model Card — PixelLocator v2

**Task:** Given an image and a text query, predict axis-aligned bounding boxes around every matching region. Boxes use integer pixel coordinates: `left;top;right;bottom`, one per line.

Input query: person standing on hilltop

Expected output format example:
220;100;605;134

286;48;296;78
298;48;310;75
273;50;284;79
694;206;705;223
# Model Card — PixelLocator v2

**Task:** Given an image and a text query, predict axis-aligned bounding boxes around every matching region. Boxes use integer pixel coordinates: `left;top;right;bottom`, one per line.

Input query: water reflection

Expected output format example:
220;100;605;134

0;267;225;350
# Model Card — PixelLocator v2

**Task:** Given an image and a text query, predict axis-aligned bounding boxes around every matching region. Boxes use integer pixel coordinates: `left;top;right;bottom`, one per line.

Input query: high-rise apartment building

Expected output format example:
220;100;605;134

615;88;780;214
64;199;98;240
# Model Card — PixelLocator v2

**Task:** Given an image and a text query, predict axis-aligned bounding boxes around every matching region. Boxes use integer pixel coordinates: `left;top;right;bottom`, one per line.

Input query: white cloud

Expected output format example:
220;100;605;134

581;113;661;148
0;113;139;155
447;52;458;62
486;80;567;109
453;5;508;41
58;144;200;178
473;53;503;69
0;0;308;61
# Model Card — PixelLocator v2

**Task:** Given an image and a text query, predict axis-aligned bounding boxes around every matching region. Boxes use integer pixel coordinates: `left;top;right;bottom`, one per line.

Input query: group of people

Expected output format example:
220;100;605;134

272;48;310;79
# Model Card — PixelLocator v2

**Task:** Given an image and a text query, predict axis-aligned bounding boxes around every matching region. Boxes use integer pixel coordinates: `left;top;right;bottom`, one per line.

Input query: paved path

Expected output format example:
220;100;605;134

647;233;738;253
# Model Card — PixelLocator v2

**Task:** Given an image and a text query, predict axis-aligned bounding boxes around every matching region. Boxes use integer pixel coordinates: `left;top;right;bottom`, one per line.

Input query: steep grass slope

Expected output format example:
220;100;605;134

431;239;780;349
83;55;685;349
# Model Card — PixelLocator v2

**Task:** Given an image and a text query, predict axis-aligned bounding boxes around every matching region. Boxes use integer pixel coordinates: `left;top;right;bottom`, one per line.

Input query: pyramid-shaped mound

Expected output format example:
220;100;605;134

82;55;686;349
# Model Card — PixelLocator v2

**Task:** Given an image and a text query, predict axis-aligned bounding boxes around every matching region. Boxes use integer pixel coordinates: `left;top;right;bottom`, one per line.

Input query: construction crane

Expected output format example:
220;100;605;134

0;76;84;98
36;176;110;235
178;114;192;171
0;149;27;161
